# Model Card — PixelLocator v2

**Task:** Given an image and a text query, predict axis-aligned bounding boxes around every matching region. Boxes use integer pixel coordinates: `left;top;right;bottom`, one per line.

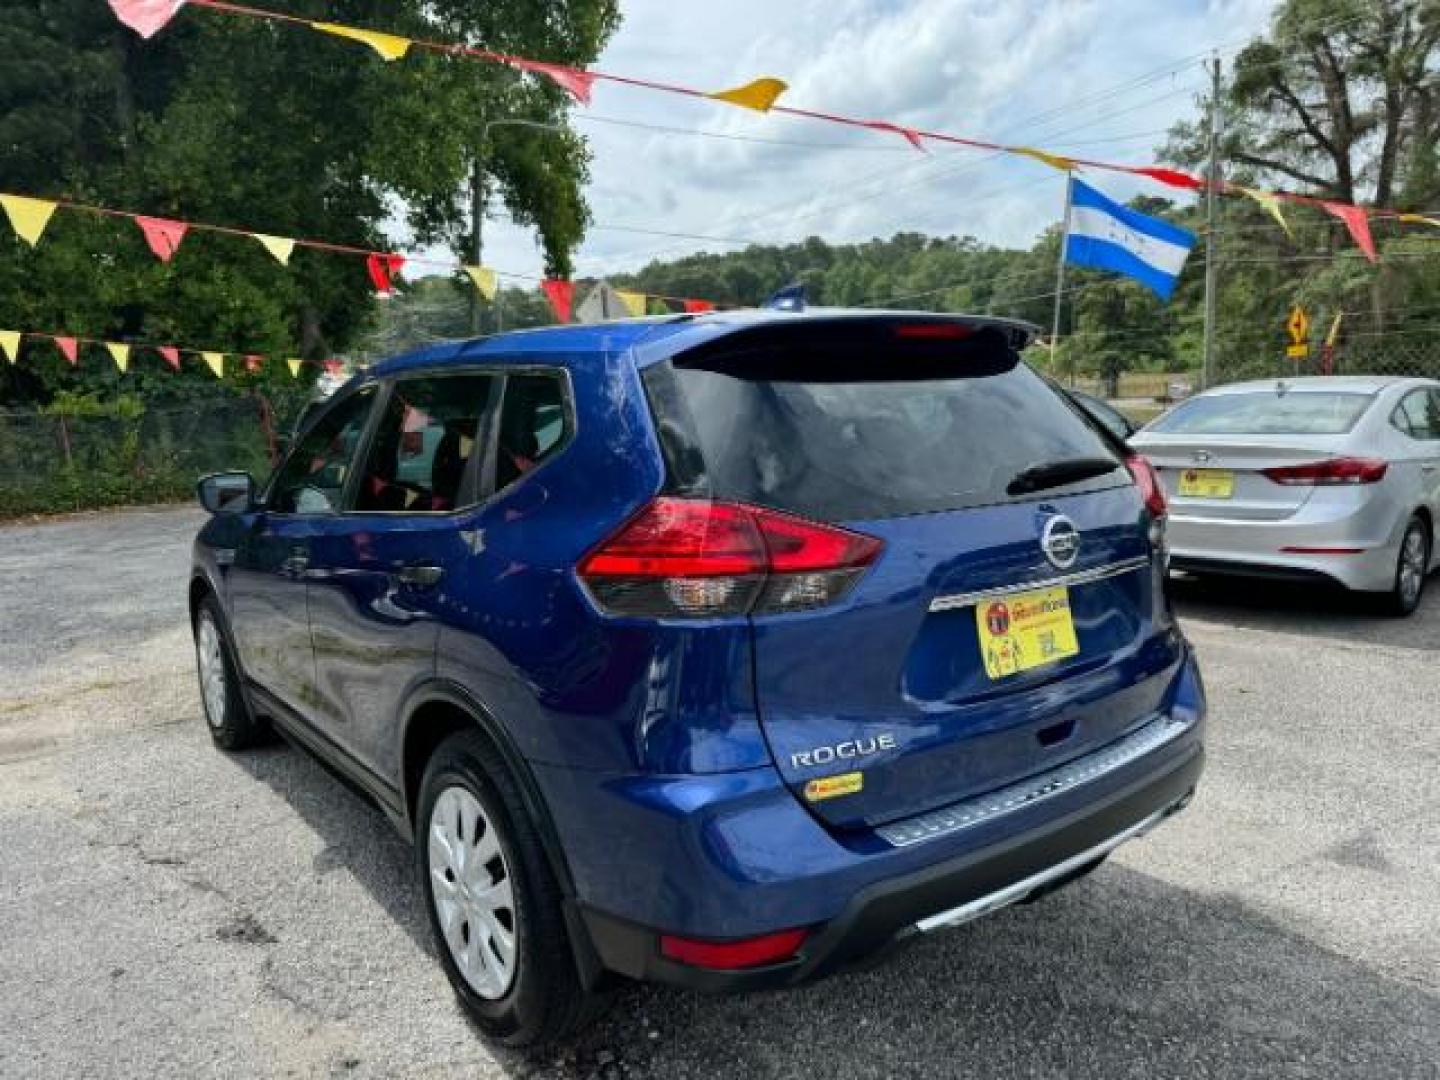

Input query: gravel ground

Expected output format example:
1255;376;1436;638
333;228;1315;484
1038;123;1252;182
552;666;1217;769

0;506;1436;1079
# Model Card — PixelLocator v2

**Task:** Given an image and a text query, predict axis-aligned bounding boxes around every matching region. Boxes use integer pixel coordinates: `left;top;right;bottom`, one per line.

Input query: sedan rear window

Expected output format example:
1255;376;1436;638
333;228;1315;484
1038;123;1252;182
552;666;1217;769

1148;391;1373;436
644;324;1125;521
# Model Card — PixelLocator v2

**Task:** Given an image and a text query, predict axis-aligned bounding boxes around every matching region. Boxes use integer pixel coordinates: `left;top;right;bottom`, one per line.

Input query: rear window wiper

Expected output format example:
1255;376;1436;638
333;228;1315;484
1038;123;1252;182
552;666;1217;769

1006;456;1120;497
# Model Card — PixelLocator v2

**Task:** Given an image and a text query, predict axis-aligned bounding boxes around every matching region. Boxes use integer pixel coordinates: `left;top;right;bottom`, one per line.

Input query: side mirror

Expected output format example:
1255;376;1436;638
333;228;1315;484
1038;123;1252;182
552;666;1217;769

198;472;256;515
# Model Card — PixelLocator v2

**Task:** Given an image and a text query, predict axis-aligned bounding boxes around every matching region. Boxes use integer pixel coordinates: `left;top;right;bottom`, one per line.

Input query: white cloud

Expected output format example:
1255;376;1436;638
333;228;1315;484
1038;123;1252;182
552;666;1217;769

456;0;1279;288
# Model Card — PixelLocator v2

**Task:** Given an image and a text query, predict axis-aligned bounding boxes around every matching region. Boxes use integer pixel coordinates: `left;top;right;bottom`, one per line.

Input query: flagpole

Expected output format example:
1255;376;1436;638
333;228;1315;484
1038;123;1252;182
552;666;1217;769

1050;172;1075;386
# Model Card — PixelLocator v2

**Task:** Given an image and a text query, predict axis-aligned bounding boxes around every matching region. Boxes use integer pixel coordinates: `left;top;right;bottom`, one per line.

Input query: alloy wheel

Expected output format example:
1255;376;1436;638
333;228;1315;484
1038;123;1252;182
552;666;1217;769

427;785;518;1000
1400;526;1427;609
197;615;227;729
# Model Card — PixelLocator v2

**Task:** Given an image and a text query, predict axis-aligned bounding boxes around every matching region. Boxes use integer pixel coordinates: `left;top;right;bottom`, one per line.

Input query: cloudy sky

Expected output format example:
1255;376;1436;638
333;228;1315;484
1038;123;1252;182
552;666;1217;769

470;0;1279;290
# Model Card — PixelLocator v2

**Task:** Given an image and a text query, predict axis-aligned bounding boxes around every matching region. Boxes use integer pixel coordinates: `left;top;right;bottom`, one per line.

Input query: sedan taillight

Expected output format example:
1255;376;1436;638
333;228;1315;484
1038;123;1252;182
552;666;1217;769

578;498;883;618
1125;454;1168;517
1262;457;1388;486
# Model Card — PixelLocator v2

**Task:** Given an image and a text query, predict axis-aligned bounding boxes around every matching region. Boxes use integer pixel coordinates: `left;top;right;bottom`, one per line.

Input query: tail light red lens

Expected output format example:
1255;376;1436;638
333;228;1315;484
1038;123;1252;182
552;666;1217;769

1262;457;1388;486
578;498;883;618
660;927;809;970
1125;454;1167;517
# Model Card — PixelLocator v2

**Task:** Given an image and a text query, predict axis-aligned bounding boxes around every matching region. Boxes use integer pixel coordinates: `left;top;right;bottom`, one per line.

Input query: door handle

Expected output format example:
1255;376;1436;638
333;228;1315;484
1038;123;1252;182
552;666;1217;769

282;549;309;576
395;564;444;588
1424;464;1437;473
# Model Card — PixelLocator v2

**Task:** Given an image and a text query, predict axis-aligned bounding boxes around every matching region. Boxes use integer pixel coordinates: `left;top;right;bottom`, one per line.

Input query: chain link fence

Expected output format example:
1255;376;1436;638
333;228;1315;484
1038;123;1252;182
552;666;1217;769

0;399;285;517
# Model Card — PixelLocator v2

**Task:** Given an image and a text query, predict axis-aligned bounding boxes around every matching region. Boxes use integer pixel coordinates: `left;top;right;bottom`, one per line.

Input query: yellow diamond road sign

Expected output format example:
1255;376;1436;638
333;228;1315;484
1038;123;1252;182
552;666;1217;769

1287;305;1310;346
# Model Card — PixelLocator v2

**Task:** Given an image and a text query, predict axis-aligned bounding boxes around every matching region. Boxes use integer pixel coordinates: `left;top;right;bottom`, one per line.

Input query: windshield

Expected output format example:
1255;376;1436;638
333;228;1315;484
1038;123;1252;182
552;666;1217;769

1149;391;1373;436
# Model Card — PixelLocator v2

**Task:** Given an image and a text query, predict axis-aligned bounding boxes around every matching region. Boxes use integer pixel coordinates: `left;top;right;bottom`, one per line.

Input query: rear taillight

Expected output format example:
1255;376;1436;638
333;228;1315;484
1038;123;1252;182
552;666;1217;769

1125;454;1167;517
577;498;883;618
1262;457;1388;486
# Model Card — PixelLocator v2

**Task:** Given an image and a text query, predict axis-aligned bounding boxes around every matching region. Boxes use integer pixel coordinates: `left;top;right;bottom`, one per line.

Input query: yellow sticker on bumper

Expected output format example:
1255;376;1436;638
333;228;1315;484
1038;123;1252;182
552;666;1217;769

804;772;864;801
976;585;1080;679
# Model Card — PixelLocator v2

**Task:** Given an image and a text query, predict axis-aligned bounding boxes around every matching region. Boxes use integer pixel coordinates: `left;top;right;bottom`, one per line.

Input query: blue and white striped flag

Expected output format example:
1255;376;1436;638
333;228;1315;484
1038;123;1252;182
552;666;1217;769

1065;179;1196;300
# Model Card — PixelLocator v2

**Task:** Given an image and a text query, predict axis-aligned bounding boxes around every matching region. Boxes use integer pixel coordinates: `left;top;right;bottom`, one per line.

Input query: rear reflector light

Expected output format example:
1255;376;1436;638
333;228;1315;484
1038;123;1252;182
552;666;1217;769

1262;457;1388;486
578;498;883;618
1125;454;1167;517
660;928;809;970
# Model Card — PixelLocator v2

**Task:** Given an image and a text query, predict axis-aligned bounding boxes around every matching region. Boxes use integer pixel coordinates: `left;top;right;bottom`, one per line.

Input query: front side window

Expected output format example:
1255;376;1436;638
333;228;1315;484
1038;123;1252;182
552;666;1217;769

354;373;495;513
268;387;376;514
494;373;570;491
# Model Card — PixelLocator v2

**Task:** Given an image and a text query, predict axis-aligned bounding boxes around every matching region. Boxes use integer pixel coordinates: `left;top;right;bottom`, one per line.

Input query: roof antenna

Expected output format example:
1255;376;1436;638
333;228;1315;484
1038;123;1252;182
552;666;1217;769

763;282;807;312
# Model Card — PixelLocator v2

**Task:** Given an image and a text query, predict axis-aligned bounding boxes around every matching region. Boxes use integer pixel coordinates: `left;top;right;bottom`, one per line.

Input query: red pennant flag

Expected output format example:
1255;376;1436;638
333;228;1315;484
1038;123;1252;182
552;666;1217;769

541;279;575;323
107;0;186;39
136;216;189;262
1128;166;1206;191
864;120;926;151
511;59;596;105
323;359;345;376
244;354;264;374
157;345;180;371
1322;201;1377;263
366;252;405;295
683;299;716;314
54;336;79;365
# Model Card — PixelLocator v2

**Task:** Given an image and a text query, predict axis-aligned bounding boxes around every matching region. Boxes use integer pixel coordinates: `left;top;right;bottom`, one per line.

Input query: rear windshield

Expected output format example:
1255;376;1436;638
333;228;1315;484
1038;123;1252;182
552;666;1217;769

643;330;1125;521
1149;391;1373;435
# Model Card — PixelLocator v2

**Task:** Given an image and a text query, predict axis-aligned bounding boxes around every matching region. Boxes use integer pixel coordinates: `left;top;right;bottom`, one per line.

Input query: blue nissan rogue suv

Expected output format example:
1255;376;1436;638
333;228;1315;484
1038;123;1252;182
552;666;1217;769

190;310;1205;1047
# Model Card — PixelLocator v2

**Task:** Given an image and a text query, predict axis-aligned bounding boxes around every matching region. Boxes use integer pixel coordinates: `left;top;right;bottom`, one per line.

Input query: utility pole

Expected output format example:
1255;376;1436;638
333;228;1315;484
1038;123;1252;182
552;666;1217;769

1050;172;1075;385
1201;54;1223;391
469;158;486;336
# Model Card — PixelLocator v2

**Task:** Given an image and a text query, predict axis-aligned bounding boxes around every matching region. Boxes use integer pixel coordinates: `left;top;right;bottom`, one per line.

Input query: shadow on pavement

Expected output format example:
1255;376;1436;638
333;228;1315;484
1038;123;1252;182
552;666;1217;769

233;739;1439;1079
1170;571;1440;652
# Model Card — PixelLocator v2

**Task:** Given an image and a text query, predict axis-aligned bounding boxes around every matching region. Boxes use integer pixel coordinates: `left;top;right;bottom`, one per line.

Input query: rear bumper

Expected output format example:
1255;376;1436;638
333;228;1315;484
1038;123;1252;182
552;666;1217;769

580;743;1201;991
536;648;1207;990
1166;495;1406;592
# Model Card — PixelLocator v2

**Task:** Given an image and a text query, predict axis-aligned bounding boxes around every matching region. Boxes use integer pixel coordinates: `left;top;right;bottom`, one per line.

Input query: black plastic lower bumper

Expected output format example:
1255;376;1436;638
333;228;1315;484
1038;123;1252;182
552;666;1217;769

579;744;1203;992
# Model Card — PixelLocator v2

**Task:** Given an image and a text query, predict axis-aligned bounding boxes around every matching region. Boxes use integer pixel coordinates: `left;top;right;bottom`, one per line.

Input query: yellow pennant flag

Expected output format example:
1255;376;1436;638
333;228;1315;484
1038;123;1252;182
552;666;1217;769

0;330;20;363
1;194;59;247
106;342;131;373
464;265;498;301
1012;147;1075;172
202;352;225;378
1400;213;1440;229
616;290;647;318
253;233;296;265
708;77;788;113
1239;187;1293;237
287;358;303;378
311;21;412;61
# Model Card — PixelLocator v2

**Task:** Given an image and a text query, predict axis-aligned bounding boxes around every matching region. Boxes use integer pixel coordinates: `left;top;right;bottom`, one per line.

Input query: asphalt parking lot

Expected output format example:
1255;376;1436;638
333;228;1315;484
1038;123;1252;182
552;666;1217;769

1;506;1436;1079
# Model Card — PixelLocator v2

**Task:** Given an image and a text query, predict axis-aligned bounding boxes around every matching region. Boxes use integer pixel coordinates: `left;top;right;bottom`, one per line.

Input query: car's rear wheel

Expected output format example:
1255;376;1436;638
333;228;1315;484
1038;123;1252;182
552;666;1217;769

193;597;267;750
1387;515;1430;617
417;730;607;1048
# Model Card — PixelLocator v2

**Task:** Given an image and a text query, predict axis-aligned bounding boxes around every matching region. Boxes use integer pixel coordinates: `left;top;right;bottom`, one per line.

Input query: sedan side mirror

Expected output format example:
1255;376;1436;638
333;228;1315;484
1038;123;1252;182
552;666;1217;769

198;472;256;515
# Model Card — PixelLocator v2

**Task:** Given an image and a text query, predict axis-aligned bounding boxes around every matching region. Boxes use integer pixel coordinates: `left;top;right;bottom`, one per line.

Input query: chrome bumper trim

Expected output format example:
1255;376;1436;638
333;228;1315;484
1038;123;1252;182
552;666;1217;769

928;556;1151;613
877;713;1191;848
914;797;1185;933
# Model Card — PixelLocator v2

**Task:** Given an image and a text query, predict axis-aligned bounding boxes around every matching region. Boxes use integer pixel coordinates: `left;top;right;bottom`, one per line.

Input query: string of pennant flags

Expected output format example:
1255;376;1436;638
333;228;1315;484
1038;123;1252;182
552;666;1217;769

0;190;725;324
107;0;1440;265
0;326;345;378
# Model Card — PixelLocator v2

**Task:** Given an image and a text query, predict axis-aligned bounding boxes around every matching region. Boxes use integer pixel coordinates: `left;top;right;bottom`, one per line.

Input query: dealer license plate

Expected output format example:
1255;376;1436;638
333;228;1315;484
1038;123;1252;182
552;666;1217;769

975;586;1079;680
1178;468;1234;499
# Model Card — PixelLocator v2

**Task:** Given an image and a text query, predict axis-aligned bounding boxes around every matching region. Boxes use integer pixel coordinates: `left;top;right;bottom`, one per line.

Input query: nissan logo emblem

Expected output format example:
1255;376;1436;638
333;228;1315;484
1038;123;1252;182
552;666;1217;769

1041;515;1081;570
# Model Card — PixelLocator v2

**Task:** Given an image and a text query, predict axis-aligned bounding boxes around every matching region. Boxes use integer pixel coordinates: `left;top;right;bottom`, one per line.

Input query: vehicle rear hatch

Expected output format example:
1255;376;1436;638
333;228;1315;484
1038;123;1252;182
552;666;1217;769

642;317;1176;831
1135;388;1377;521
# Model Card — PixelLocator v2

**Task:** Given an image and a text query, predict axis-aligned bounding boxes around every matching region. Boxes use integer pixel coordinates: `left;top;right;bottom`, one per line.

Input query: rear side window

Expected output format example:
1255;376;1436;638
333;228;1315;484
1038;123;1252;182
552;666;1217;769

1150;391;1373;435
495;373;570;491
643;326;1124;521
354;374;494;513
1391;389;1440;441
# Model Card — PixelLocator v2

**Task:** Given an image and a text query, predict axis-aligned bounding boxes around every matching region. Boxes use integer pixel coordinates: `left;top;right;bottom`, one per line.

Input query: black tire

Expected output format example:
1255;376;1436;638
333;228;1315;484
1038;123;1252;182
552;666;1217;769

1386;515;1430;617
416;730;607;1049
193;596;267;750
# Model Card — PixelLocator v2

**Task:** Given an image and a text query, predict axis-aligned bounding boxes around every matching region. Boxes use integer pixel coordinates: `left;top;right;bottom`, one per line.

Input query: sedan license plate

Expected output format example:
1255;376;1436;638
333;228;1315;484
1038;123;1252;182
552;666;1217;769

1178;468;1234;499
975;586;1079;680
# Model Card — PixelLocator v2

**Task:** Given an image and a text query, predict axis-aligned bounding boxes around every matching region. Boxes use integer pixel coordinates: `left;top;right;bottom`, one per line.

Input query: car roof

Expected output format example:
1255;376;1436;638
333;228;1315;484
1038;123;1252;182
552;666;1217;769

363;308;1038;379
1198;375;1438;396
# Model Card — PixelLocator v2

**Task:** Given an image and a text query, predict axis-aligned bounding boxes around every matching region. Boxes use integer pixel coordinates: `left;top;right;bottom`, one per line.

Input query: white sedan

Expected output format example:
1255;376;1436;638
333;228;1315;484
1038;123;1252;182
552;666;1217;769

1131;376;1440;615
